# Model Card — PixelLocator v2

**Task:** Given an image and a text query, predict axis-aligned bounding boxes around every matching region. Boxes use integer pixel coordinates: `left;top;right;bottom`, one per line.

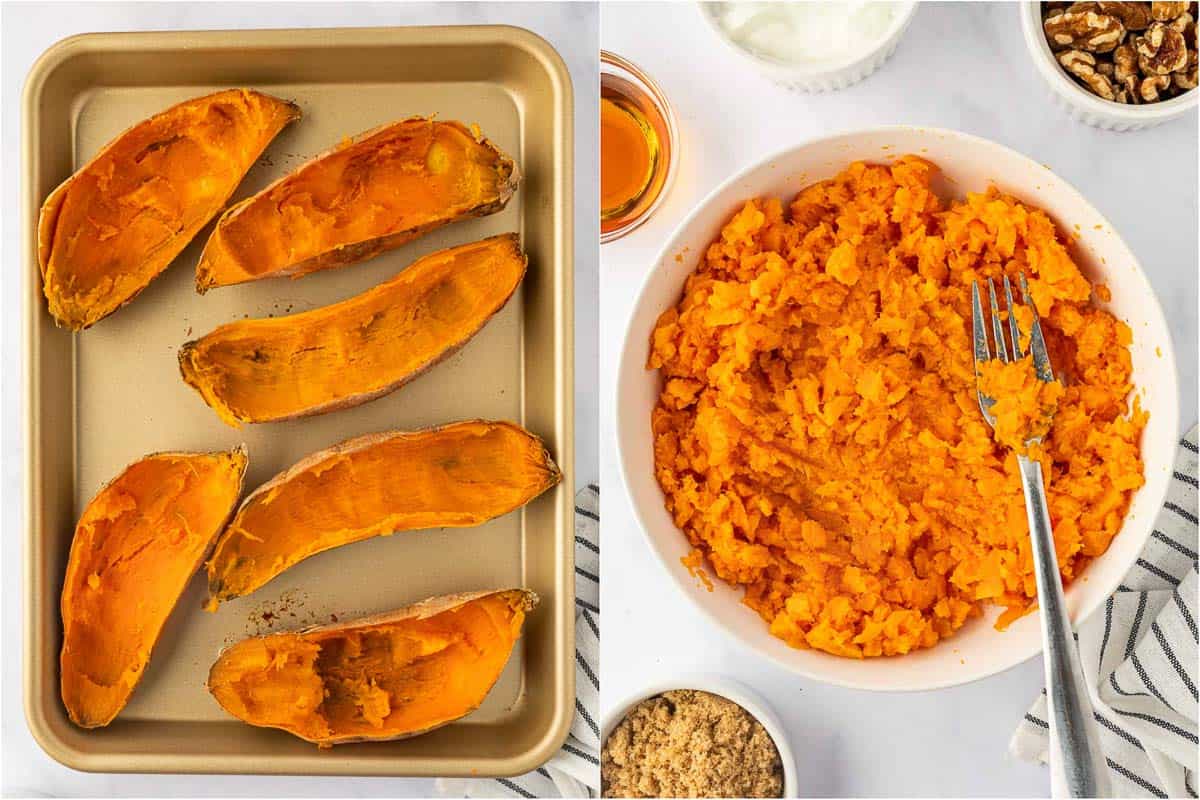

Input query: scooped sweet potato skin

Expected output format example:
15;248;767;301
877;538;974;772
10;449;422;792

179;234;527;427
38;89;300;329
60;447;248;728
194;117;521;291
205;421;560;606
207;589;536;746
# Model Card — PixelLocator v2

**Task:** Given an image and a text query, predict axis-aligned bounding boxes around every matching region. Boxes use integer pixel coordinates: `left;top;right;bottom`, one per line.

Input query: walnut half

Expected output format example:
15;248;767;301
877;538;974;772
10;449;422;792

1139;73;1173;99
1099;1;1154;30
1150;1;1189;21
1044;9;1127;51
1136;22;1189;74
1058;49;1119;98
1113;41;1139;79
1169;11;1196;40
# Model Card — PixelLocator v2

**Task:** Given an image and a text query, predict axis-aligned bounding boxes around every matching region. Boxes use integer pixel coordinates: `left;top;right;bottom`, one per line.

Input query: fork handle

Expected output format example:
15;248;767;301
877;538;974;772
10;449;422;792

1017;454;1110;798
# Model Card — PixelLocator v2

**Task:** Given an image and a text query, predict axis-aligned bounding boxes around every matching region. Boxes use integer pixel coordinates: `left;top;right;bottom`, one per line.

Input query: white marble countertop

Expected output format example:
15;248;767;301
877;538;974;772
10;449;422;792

599;2;1197;797
0;2;596;796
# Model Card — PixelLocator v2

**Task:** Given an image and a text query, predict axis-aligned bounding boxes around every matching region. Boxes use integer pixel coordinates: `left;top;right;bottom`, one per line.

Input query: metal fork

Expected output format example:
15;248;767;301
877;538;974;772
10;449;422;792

971;274;1110;799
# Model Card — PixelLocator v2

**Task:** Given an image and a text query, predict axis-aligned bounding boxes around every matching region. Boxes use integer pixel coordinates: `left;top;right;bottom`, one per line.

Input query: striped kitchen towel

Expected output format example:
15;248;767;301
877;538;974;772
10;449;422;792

437;485;601;798
1010;427;1199;798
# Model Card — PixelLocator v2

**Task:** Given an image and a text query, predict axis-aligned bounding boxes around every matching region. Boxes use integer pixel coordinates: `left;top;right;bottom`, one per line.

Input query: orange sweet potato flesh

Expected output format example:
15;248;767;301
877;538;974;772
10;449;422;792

205;421;560;606
649;157;1146;659
194;117;520;291
207;589;536;746
60;448;248;728
38;89;299;329
179;234;527;427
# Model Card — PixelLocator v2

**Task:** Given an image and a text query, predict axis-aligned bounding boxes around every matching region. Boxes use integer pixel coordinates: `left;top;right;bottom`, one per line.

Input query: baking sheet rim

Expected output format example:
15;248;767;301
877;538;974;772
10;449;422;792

22;23;576;777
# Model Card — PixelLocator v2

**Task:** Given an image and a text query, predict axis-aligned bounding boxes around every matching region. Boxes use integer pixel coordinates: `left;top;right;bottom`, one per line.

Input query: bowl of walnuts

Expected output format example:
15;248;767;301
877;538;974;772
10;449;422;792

1021;1;1198;130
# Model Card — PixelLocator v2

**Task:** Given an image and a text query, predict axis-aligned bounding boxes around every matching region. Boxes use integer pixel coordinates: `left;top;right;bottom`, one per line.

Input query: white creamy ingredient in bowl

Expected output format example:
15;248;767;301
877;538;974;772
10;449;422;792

710;1;899;63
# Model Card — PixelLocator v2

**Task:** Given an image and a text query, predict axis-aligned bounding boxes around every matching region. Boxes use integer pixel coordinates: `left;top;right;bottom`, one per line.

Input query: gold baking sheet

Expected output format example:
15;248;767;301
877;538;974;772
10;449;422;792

23;25;574;776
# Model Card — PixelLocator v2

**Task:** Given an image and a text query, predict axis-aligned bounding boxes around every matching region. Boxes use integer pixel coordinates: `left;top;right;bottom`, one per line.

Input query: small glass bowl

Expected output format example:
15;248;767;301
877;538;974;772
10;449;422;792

600;50;680;244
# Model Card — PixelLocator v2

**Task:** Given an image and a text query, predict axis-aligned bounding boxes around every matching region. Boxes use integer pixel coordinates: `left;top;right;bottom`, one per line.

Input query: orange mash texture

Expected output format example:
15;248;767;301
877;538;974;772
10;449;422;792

648;158;1146;658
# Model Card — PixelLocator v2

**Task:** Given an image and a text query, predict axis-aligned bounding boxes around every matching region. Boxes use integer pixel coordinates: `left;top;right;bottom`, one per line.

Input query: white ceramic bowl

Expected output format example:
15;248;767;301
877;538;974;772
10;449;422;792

615;126;1180;692
697;1;918;92
601;675;799;798
1019;1;1198;131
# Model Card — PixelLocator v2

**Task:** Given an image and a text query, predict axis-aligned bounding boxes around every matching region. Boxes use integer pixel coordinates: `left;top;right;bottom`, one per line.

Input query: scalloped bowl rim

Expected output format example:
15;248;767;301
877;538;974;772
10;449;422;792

697;0;919;78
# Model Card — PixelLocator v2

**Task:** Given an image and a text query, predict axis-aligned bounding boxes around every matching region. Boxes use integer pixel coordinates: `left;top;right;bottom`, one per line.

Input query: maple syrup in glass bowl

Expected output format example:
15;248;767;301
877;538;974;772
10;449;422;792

600;50;679;243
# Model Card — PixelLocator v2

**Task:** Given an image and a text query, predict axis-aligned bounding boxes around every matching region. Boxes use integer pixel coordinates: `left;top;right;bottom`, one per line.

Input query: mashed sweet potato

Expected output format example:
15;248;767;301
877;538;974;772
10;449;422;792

978;356;1065;453
649;157;1146;658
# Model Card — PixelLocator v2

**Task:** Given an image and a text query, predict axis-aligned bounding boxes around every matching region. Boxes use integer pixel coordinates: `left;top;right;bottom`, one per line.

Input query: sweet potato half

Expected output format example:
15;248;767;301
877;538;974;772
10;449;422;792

60;448;248;728
195;117;520;291
205;421;560;607
39;89;299;329
179;234;526;427
207;589;536;746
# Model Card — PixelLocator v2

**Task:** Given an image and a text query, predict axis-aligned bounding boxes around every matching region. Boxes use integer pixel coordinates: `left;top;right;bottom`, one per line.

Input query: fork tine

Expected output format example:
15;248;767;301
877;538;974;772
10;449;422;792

1003;275;1022;359
971;281;991;365
987;278;1009;362
1019;272;1055;383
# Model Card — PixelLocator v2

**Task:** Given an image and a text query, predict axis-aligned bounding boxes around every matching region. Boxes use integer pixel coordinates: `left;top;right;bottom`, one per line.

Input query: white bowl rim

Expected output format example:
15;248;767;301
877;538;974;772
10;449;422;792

614;123;1180;692
1018;1;1198;121
599;674;800;798
696;0;919;77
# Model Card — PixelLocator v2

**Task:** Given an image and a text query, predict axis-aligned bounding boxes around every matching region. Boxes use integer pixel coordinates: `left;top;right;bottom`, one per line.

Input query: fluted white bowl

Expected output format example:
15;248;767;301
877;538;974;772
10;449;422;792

697;1;918;92
1019;1;1197;131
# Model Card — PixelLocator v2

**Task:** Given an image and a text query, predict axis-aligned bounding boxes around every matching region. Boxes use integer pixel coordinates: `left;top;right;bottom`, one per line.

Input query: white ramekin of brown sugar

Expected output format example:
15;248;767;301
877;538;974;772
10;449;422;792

600;675;798;798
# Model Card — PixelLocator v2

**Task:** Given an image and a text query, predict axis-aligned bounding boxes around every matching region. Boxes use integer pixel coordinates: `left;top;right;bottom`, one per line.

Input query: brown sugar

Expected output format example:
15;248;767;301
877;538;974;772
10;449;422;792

601;689;783;798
